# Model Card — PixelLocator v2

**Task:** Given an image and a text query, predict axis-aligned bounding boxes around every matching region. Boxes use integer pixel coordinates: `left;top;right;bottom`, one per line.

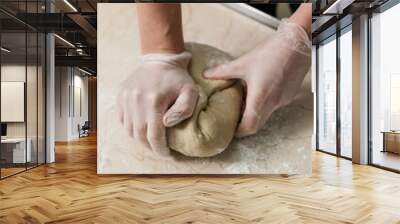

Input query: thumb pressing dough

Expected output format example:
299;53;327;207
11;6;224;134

167;43;243;157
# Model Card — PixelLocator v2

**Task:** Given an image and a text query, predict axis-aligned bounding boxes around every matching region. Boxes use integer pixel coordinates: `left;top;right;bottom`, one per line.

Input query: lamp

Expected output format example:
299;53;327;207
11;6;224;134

63;0;78;12
54;34;75;48
1;47;11;53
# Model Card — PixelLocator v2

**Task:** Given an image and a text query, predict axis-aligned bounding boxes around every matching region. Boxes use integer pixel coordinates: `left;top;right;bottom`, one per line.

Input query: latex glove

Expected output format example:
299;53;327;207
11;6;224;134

204;19;311;137
117;51;198;155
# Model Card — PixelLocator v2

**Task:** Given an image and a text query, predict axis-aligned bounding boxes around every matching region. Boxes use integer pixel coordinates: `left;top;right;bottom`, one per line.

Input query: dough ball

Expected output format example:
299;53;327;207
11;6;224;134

167;43;243;157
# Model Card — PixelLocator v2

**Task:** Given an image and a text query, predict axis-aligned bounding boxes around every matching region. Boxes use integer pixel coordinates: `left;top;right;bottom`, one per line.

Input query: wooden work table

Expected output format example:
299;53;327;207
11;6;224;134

381;131;400;154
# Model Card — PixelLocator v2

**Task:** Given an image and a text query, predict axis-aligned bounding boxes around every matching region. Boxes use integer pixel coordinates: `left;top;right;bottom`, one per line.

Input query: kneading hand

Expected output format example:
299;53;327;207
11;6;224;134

204;19;311;137
117;51;199;155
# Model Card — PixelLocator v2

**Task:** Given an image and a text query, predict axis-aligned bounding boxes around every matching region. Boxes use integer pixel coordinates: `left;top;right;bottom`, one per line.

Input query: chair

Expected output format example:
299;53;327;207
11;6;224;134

79;121;90;138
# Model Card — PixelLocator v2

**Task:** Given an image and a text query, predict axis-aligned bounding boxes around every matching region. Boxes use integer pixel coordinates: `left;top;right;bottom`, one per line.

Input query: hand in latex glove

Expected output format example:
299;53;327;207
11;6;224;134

117;51;198;155
204;19;311;137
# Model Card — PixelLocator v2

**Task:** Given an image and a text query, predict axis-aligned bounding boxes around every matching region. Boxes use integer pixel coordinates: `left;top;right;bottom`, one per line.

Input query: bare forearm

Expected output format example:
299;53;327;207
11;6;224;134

289;3;312;35
137;3;184;54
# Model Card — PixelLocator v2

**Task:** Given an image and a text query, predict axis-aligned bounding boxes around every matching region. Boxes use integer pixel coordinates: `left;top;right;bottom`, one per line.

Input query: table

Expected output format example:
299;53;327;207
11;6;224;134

1;138;31;164
381;131;400;154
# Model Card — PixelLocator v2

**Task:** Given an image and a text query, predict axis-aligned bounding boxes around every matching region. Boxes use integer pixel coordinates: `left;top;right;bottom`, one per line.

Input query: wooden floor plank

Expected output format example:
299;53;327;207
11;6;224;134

0;134;400;223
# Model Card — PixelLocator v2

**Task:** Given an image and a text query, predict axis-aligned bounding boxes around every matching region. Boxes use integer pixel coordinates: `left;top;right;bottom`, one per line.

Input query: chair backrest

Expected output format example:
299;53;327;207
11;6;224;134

82;121;90;129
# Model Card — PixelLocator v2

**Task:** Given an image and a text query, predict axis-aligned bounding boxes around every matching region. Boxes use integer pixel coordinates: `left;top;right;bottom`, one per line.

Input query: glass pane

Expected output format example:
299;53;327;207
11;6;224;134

26;0;38;169
317;37;337;154
340;29;352;158
27;31;38;169
371;3;400;171
38;32;45;165
1;31;27;177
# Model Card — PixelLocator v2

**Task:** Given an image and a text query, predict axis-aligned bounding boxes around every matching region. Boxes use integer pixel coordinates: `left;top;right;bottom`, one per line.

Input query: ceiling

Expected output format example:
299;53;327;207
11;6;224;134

0;0;101;73
0;0;311;74
312;0;391;44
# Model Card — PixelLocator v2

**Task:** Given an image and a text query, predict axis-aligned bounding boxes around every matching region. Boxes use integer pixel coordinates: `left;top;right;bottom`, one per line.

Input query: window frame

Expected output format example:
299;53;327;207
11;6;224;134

315;22;353;160
367;0;400;173
0;0;48;180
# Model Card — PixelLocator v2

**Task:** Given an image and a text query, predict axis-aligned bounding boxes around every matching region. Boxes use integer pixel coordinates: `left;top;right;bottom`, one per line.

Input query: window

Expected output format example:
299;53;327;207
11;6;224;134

370;2;400;171
339;27;352;158
0;1;47;179
317;36;337;154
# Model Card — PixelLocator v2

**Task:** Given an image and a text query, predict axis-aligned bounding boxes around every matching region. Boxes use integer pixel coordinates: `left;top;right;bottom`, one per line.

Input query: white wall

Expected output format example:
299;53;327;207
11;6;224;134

1;65;26;137
54;67;89;141
71;73;89;138
55;66;69;141
1;65;41;137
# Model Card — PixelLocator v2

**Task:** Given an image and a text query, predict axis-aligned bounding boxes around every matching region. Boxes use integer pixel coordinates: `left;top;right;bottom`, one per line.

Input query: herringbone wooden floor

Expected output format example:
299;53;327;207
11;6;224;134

1;134;400;224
